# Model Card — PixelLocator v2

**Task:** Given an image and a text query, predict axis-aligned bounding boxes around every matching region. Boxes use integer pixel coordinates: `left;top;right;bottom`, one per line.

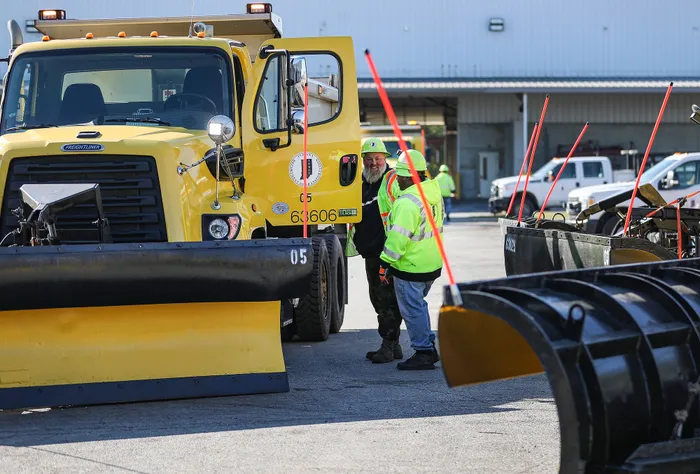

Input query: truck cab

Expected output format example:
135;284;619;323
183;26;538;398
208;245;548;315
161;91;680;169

567;152;700;234
0;5;361;342
489;155;633;217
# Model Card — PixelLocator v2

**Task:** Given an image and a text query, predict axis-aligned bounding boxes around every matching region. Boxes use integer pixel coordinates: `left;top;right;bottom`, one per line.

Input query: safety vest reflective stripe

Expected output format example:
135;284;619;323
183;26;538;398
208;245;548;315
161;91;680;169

388;193;443;241
386;172;398;202
386;223;443;241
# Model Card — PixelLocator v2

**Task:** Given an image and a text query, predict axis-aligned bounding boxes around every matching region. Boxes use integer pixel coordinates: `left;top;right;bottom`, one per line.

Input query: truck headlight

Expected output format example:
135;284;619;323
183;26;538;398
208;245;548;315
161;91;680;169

207;115;236;145
208;218;229;239
203;215;242;240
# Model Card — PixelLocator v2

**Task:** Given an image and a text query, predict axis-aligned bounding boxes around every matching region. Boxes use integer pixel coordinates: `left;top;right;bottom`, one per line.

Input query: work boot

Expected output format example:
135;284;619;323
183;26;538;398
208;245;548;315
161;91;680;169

397;350;436;370
432;342;440;363
366;340;403;361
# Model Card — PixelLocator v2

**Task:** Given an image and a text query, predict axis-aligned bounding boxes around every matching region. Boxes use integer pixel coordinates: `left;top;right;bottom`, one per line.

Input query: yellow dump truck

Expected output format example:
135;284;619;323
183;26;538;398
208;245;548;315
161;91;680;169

0;4;362;410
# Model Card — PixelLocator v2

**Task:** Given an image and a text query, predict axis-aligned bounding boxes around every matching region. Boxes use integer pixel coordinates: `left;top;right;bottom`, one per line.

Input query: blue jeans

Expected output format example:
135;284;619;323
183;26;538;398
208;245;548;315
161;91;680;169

444;197;452;218
393;277;436;351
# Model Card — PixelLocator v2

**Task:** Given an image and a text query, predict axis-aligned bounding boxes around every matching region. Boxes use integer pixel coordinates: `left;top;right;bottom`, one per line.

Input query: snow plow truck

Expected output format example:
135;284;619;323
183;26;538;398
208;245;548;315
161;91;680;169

0;4;361;410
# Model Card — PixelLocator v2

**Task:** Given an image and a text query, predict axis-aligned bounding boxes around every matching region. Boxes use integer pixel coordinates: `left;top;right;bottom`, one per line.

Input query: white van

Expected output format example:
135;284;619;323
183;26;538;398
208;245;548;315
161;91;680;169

567;152;700;233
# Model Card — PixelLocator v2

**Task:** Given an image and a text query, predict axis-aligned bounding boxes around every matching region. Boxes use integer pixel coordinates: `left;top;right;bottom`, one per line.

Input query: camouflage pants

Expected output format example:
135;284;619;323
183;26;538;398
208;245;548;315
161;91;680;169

364;256;403;341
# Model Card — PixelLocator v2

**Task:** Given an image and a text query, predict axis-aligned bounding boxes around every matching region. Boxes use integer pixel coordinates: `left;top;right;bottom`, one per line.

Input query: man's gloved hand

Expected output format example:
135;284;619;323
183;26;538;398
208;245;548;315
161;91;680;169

379;260;391;285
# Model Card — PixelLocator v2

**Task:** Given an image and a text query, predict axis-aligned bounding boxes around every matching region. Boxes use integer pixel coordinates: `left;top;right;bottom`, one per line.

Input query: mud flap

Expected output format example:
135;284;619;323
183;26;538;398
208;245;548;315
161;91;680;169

502;219;676;276
0;238;313;411
438;258;700;472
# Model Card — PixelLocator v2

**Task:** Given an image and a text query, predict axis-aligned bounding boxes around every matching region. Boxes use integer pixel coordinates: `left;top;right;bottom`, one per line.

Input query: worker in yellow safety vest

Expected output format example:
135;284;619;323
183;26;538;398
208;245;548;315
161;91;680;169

379;149;443;370
435;164;456;222
346;137;404;364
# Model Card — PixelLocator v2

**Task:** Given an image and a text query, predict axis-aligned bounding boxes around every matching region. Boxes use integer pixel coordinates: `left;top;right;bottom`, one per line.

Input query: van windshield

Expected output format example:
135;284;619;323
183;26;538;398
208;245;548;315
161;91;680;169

1;46;233;134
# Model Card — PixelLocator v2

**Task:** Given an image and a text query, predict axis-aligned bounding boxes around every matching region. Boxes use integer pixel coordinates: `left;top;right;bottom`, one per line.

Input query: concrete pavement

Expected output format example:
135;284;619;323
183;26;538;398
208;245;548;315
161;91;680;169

0;205;560;473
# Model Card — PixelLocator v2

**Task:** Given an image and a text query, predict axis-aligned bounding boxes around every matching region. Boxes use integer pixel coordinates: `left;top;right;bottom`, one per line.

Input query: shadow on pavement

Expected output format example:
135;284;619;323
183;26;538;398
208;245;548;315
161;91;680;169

0;329;553;447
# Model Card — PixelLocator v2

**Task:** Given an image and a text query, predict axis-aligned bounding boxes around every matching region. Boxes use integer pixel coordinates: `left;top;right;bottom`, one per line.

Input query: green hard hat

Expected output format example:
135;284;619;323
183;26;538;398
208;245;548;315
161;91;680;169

439;164;449;172
361;138;391;157
395;149;427;177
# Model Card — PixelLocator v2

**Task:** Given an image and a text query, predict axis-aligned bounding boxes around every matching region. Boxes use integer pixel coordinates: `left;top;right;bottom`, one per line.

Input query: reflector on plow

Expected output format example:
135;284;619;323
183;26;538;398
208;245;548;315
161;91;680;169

439;258;700;473
0;238;313;411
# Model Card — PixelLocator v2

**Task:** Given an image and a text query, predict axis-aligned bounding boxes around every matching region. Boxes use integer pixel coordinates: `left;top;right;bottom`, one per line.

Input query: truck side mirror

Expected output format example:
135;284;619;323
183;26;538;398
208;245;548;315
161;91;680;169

690;104;700;126
290;56;308;135
661;170;678;189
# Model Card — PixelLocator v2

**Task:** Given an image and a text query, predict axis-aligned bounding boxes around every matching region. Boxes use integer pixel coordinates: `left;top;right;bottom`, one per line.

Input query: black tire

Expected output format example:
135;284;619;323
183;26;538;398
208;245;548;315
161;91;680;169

600;213;622;235
321;234;345;334
294;237;332;342
520;196;536;219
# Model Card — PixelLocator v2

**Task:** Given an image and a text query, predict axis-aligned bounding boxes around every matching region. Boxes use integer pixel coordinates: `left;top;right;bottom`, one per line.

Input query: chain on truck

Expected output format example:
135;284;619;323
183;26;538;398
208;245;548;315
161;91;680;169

0;4;362;411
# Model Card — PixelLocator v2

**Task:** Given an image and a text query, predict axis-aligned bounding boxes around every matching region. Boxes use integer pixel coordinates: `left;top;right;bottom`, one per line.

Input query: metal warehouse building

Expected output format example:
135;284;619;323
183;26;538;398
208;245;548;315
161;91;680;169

3;0;700;199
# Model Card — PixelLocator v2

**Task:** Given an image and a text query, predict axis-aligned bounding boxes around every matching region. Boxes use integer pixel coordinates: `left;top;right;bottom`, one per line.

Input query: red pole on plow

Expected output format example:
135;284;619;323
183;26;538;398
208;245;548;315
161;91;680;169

364;49;461;306
537;122;590;222
506;122;539;217
517;95;550;224
622;82;673;236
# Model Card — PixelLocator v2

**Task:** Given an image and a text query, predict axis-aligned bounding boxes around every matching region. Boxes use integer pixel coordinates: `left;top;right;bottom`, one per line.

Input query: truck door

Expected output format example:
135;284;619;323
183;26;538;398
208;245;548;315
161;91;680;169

547;161;579;208
659;159;700;208
240;37;362;228
579;159;608;188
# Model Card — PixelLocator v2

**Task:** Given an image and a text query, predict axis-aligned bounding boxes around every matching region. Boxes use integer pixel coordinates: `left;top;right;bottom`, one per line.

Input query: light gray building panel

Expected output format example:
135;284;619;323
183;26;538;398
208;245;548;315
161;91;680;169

3;0;700;79
459;93;700;124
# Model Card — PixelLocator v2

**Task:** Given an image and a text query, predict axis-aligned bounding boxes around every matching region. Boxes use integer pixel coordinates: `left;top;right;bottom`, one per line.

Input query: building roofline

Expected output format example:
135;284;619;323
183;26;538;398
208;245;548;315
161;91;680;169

357;77;700;93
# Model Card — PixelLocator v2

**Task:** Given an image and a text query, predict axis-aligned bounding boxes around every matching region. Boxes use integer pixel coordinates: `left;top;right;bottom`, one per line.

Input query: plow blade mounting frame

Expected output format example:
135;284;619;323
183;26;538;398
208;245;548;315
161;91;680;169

439;257;700;473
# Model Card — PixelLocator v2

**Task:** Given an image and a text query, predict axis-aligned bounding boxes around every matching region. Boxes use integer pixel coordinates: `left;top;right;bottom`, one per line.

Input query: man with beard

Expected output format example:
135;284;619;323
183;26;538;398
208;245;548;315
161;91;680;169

347;138;404;363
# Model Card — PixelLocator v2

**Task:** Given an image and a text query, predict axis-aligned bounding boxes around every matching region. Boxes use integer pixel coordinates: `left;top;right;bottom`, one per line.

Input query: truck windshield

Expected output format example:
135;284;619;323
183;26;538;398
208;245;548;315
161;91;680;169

1;47;232;134
383;140;413;158
638;159;677;184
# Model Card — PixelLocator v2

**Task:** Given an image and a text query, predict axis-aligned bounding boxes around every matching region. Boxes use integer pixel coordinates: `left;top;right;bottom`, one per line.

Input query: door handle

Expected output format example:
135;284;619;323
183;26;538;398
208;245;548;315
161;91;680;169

576;182;580;187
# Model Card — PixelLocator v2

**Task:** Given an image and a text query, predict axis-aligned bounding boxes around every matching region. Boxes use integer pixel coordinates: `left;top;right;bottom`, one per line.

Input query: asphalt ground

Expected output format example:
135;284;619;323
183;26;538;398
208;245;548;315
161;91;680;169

0;203;560;473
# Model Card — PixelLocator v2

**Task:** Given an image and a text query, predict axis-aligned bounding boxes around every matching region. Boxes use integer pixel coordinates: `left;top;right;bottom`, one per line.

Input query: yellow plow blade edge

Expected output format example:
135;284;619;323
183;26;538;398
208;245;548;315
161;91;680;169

0;301;286;410
438;305;543;388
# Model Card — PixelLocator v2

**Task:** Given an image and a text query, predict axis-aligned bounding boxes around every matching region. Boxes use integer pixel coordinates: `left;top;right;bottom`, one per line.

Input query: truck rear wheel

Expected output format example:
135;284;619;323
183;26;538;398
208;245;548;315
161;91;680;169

321;234;345;334
294;237;332;342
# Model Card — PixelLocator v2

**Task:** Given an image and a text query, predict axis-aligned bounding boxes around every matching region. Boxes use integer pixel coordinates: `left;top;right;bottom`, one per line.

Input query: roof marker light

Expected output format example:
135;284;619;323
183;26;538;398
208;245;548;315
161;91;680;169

85;32;94;39
42;35;50;41
246;3;272;14
150;31;159;37
118;31;126;38
38;10;66;20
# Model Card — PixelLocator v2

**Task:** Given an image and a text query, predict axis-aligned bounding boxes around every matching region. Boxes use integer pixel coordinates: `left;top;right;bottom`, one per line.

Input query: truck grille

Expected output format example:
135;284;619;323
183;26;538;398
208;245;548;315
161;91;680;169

1;155;168;244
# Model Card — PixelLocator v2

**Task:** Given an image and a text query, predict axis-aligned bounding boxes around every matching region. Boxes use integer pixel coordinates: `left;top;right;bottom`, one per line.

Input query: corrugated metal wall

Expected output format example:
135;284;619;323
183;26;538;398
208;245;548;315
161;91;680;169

458;93;700;124
2;0;700;79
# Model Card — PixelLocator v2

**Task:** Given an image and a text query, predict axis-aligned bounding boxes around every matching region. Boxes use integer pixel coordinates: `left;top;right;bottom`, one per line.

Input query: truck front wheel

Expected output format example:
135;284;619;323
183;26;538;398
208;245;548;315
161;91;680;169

294;237;332;342
321;234;345;334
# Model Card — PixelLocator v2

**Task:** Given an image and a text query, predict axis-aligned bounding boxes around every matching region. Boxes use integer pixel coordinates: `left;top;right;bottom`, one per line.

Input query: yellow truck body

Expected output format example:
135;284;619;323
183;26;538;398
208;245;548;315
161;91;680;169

0;4;361;410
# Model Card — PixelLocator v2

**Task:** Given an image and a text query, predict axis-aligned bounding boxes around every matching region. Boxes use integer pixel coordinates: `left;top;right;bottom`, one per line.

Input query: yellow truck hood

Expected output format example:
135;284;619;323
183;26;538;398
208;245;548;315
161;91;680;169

0;125;211;158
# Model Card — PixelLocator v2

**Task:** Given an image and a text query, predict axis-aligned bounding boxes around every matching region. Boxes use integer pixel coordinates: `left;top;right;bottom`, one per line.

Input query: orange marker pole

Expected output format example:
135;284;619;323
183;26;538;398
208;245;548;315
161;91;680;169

302;81;309;238
365;49;461;306
537;122;590;222
506;122;539;217
623;82;673;236
517;94;550;224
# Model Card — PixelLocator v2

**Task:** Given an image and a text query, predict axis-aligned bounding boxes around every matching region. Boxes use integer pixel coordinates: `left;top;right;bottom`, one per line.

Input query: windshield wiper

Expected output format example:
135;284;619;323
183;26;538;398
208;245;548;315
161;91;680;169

5;124;59;132
104;117;172;126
